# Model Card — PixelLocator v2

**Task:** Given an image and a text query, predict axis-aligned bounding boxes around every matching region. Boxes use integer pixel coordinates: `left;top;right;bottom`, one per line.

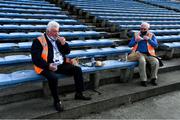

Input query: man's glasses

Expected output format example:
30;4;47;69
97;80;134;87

140;28;148;31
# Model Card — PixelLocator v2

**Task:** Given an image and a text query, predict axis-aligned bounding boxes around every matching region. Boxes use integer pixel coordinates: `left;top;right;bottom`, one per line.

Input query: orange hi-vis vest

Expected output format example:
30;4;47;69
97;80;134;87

34;35;48;74
132;32;156;56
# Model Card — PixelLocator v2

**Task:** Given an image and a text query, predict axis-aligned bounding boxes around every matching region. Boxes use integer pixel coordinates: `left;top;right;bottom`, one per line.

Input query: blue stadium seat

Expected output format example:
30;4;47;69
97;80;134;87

0;60;137;87
0;8;63;14
0;31;104;40
0;3;60;10
0;70;43;86
156;35;180;42
132;29;180;36
91;11;179;17
0;43;17;51
120;25;180;30
0;18;78;25
0;39;114;52
0;24;89;31
98;16;180;21
0;46;131;65
142;0;180;12
0;55;31;66
0;0;55;6
0;13;69;19
109;20;180;25
161;42;180;48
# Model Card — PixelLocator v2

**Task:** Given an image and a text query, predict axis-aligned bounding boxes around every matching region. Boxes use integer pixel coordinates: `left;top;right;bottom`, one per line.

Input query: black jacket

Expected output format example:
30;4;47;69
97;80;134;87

31;33;70;70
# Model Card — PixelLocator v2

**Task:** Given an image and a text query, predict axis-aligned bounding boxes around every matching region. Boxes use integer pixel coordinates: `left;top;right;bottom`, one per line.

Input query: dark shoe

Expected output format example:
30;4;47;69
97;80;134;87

150;78;158;86
54;101;64;112
75;93;91;100
141;81;147;87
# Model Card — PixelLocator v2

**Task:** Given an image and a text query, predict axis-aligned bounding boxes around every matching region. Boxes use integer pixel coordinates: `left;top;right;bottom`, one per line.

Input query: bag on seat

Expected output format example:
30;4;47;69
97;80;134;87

66;58;79;66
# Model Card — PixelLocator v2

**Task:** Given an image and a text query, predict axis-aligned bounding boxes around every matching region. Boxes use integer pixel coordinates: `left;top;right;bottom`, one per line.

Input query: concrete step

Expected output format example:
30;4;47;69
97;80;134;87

0;68;180;119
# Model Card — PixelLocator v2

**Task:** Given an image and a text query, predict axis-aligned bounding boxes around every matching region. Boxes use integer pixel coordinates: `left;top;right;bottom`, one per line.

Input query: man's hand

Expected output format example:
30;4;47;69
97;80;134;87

135;35;143;42
49;63;57;71
57;36;66;45
143;36;150;41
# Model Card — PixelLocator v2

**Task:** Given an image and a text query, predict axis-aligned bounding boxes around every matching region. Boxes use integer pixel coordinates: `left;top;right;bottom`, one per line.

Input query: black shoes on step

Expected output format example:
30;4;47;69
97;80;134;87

54;101;64;112
54;93;91;112
150;78;158;86
141;78;158;87
74;93;91;100
141;81;147;87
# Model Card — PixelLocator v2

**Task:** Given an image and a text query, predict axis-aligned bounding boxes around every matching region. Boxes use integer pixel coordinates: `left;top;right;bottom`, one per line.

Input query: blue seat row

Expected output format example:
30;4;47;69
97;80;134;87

0;13;68;19
109;20;180;25
0;31;104;40
90;10;178;16
1;0;50;4
0;0;54;6
0;18;78;25
156;35;180;42
97;16;180;21
79;4;173;11
142;0;180;11
65;0;177;14
82;7;173;12
90;12;180;17
161;42;180;49
75;4;170;9
120;25;180;30
131;29;180;36
0;46;131;66
130;31;180;42
0;3;60;10
0;39;114;52
0;60;137;87
65;0;161;8
81;5;169;10
0;8;63;14
0;24;89;31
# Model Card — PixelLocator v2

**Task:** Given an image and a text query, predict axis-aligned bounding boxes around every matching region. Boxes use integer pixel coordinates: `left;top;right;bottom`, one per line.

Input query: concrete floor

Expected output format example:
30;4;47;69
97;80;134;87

81;90;180;119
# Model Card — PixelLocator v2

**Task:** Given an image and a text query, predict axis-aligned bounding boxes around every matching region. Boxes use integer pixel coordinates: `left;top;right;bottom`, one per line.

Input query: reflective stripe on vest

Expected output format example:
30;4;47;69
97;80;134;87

132;32;156;56
34;35;48;74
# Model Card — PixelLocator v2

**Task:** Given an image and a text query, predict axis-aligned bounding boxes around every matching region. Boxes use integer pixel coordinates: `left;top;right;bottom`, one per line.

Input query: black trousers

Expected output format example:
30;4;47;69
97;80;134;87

41;63;84;103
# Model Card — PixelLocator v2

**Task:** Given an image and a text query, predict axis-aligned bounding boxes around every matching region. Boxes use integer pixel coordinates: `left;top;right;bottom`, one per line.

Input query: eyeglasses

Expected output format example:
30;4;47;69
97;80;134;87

140;28;148;31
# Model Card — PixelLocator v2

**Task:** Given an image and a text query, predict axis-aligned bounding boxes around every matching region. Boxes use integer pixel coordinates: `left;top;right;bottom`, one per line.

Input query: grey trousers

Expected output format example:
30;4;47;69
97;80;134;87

138;53;159;81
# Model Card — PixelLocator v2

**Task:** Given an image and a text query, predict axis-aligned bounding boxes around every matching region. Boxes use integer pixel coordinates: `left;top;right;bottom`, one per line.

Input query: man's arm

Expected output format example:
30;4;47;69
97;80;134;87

128;37;137;47
31;39;49;70
57;37;71;55
147;35;158;48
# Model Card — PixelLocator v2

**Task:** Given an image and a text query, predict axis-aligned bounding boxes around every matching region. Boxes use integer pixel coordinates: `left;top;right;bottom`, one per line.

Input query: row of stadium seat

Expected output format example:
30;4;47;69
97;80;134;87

0;8;65;14
0;0;54;6
0;60;137;87
0;31;104;41
141;0;180;11
0;24;90;32
89;12;180;17
0;13;69;19
0;3;60;10
0;18;79;25
0;39;114;52
0;46;131;66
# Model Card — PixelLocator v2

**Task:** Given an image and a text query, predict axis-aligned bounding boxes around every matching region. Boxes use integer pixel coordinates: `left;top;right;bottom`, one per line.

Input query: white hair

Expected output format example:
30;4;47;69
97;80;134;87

46;21;60;31
141;22;150;29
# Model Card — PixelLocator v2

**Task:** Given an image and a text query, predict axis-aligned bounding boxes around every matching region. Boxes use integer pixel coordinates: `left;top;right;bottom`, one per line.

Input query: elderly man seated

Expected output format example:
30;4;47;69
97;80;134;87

128;22;159;87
